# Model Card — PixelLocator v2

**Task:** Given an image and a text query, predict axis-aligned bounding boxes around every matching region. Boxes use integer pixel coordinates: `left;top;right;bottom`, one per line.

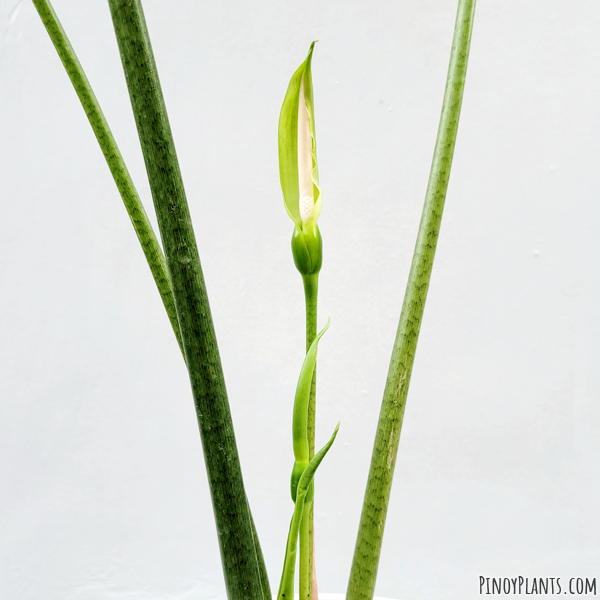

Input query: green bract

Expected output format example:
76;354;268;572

279;42;322;276
291;221;322;277
290;318;330;501
277;422;339;600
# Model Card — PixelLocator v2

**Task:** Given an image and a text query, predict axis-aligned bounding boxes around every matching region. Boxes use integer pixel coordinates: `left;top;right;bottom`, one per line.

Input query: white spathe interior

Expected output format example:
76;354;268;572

297;74;314;224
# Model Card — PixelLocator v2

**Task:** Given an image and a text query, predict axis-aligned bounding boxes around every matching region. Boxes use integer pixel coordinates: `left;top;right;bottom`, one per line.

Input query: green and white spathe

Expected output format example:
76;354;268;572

279;42;322;276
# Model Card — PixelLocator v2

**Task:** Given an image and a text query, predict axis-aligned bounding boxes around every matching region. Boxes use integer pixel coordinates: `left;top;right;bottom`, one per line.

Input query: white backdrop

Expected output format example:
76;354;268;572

1;1;599;599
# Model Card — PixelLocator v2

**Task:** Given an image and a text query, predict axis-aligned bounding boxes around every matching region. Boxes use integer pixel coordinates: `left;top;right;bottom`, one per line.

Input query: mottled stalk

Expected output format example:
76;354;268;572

108;1;268;598
346;2;477;599
31;0;183;356
300;273;318;600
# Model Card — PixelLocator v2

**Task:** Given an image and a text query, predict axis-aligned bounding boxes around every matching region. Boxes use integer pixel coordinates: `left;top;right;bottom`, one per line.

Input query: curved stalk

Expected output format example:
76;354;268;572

31;0;183;356
346;2;477;599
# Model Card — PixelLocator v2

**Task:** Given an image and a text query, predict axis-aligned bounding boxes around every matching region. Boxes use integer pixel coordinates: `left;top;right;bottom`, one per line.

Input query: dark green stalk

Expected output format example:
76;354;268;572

346;2;477;599
300;273;318;600
251;514;271;600
33;1;269;593
31;0;183;357
108;1;268;599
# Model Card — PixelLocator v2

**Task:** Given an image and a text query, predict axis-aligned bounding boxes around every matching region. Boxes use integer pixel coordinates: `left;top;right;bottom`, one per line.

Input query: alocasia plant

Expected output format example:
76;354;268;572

27;0;477;598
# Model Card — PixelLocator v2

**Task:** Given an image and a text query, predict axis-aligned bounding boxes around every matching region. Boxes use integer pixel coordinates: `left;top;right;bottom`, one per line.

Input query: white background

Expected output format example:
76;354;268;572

1;1;599;598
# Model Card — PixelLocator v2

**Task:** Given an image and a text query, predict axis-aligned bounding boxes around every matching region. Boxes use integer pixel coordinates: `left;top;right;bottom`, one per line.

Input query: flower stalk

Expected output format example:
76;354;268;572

279;41;324;600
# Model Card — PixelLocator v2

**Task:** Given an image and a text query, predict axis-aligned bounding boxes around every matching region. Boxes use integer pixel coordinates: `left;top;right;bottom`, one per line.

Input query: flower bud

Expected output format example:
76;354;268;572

291;221;322;276
279;42;322;254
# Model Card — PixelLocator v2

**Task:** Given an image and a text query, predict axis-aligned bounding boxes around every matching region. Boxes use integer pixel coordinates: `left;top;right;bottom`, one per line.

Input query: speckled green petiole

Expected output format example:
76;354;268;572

290;319;330;502
31;0;184;357
278;423;339;600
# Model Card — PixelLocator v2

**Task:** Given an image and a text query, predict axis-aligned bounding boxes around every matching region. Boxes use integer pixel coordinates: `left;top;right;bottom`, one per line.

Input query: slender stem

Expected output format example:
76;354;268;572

108;1;268;598
303;274;319;355
300;273;318;600
31;0;183;357
299;504;311;600
346;2;477;599
303;274;319;455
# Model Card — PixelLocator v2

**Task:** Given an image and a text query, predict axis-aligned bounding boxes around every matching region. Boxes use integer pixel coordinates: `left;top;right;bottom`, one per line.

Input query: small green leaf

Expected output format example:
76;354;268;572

291;317;330;501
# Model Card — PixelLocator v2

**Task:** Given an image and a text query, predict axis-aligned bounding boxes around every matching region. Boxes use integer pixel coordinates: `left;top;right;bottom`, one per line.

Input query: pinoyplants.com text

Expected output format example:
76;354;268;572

479;576;597;595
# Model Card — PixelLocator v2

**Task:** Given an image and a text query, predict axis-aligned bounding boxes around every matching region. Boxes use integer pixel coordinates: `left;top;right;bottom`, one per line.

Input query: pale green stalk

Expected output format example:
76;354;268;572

31;0;183;357
346;2;477;599
300;272;318;600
